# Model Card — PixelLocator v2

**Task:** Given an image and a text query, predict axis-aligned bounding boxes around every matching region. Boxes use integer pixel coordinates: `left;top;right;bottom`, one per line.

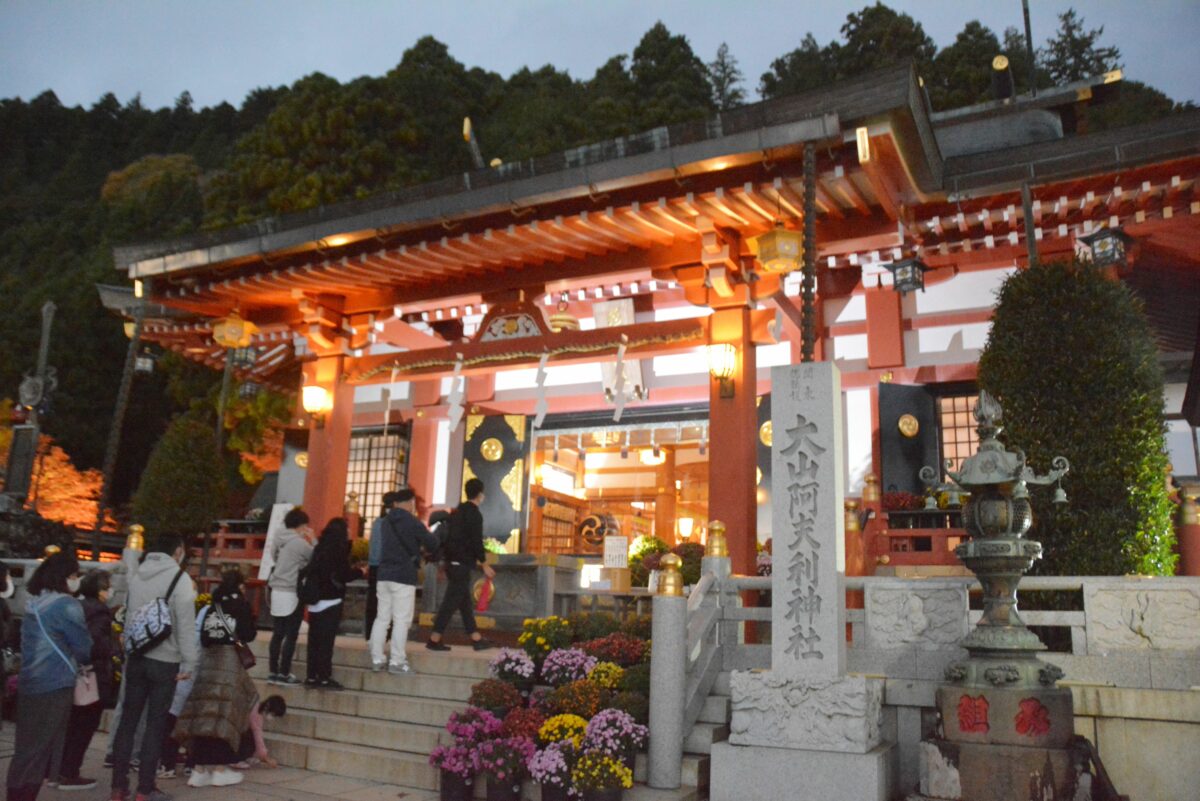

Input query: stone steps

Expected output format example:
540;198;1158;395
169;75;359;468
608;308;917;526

684;722;730;755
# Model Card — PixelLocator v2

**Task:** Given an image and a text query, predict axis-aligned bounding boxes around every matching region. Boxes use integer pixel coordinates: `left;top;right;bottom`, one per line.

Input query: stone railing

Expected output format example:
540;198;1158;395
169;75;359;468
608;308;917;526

646;560;1200;792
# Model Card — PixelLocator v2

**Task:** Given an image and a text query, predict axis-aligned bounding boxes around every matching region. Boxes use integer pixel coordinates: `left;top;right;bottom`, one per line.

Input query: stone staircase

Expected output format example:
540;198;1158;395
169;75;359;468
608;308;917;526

248;635;709;799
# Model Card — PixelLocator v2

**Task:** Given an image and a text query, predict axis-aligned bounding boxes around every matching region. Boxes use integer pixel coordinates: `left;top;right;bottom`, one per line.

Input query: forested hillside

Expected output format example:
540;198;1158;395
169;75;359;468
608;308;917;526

0;6;1189;518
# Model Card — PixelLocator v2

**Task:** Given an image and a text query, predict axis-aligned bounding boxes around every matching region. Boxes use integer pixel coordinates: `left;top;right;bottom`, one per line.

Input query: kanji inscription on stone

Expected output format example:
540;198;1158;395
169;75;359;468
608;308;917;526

770;362;846;680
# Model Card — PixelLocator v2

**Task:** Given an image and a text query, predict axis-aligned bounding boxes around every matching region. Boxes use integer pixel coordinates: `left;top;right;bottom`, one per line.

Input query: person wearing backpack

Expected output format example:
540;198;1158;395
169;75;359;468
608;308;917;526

110;534;197;801
302;518;363;689
369;487;438;674
426;478;496;653
265;509;314;686
4;553;90;801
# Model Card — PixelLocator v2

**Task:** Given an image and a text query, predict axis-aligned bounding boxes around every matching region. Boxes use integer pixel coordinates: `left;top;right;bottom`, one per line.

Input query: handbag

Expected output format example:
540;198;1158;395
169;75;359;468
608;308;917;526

214;603;257;671
31;600;96;706
74;668;99;705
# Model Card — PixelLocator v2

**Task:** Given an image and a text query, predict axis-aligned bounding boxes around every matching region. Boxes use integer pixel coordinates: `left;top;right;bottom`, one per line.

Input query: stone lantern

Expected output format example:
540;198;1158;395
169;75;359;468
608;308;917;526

914;391;1094;801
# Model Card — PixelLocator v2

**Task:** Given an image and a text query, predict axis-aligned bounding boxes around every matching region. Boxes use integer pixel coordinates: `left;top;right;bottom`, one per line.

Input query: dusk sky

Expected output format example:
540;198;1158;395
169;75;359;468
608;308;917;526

1;1;1197;111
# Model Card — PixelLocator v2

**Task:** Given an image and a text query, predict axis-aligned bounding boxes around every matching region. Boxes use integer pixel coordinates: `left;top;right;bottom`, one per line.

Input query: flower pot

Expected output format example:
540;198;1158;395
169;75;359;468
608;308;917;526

580;789;624;801
439;770;473;801
486;705;513;719
539;782;571;801
485;775;522;801
621;747;636;773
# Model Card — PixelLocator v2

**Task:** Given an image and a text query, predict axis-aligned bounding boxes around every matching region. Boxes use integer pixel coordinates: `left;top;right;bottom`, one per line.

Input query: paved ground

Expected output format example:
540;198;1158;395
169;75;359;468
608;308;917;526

0;728;436;801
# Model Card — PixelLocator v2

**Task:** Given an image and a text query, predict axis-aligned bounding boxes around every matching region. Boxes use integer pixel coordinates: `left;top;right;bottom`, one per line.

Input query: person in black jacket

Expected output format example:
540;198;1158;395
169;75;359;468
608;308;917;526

57;570;116;791
368;488;437;674
427;478;496;652
304;518;363;689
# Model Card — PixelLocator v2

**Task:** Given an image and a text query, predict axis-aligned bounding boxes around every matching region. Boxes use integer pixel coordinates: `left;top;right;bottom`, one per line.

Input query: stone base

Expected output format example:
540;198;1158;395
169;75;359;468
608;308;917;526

710;740;895;801
936;683;1074;749
728;671;884;752
917;739;1075;801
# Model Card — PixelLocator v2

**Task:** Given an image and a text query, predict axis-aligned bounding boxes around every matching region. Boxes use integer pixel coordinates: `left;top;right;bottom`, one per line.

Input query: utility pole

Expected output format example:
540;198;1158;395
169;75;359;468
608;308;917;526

94;286;147;554
3;302;57;510
1022;0;1037;98
25;301;57;429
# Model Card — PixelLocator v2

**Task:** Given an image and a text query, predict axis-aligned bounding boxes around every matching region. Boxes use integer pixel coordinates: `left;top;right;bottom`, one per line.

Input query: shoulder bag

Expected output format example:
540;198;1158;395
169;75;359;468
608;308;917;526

214;602;257;671
31;599;99;706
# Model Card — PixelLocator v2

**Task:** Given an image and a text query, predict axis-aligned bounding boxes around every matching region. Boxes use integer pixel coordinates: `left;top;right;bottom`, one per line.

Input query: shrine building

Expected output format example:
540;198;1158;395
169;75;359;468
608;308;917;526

111;64;1200;578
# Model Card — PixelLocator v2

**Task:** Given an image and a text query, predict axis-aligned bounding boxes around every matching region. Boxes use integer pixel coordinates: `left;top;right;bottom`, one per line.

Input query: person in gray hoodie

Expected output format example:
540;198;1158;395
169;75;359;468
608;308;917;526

110;534;197;801
266;509;314;685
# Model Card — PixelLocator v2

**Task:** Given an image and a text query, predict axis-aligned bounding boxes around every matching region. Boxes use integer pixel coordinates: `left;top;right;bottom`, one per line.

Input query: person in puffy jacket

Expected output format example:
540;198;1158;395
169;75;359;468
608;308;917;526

175;568;258;789
56;570;117;791
5;552;91;801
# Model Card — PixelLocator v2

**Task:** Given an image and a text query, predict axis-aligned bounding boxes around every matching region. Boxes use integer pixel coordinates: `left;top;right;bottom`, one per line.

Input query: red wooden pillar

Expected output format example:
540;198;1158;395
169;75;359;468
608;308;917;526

708;307;758;577
302;355;354;530
408;415;440;508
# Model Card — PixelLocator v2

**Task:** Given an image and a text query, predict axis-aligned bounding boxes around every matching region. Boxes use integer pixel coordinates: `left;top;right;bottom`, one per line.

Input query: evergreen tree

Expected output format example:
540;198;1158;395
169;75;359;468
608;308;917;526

708;43;746;111
978;261;1176;576
130;416;227;543
629;22;714;128
928;21;1002;110
835;2;936;78
1041;9;1121;84
759;33;835;99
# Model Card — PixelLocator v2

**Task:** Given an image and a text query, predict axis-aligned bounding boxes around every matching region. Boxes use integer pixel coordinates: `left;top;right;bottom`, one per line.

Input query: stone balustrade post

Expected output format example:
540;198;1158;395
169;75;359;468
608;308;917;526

648;589;687;789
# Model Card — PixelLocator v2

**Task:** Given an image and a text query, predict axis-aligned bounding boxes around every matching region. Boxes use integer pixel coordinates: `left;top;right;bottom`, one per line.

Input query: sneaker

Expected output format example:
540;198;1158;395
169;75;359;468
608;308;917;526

186;769;211;788
425;641;451;652
131;759;140;769
46;780;58;787
304;677;320;687
277;674;301;686
266;673;280;684
209;770;244;787
371;661;387;672
135;790;173;801
103;756;115;769
58;777;98;791
388;662;413;676
318;678;345;691
471;638;496;651
155;765;177;781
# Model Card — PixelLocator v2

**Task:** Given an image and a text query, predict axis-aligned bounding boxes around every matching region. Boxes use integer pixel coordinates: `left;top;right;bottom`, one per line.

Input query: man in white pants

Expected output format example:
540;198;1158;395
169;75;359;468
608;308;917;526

369;487;438;674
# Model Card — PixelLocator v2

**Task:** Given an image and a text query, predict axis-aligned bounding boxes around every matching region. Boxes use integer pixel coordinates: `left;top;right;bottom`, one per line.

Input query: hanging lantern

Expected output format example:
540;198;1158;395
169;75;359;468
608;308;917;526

750;221;804;274
212;313;259;349
885;258;930;294
1078;227;1132;268
548;294;580;332
238;381;261;399
134;350;157;374
230;346;258;370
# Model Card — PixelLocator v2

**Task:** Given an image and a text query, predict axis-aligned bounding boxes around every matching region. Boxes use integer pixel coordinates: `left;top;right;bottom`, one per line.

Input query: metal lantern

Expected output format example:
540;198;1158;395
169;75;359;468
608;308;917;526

885;258;930;294
238;380;261;399
134;350;157;374
750;222;803;274
1079;227;1131;268
230;346;258;370
211;313;258;349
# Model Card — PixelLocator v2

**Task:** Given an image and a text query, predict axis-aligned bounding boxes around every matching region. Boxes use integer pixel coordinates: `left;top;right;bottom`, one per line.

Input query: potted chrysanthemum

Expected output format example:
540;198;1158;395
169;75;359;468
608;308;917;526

528;740;579;801
429;744;476;801
474;735;536;801
571;749;633;801
581;709;648;771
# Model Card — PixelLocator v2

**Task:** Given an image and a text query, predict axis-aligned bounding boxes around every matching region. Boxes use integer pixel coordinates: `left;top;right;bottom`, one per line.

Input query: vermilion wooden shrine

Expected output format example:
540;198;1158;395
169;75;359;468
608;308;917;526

113;65;1200;577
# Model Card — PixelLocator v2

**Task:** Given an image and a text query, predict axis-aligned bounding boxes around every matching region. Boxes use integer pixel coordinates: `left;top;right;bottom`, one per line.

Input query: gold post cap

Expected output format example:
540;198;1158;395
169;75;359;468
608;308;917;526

706;520;729;557
658;553;684;596
126;524;145;552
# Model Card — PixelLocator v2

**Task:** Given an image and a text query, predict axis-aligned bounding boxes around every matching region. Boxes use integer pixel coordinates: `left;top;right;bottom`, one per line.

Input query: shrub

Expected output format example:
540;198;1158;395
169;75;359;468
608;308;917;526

131;417;227;544
978;259;1176;575
548;679;605;719
567;610;622;641
468;679;522;714
540;648;598;687
610;690;649;725
672;542;705;586
579;632;646;667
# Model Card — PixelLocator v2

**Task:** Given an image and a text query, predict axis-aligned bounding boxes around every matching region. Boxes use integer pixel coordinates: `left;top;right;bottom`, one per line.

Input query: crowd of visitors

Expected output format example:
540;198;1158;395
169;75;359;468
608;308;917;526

0;488;471;801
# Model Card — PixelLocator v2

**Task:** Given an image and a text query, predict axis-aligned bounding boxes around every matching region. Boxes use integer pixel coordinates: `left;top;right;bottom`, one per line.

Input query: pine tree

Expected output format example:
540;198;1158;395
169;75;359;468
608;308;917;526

1040;9;1121;84
708;43;745;111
